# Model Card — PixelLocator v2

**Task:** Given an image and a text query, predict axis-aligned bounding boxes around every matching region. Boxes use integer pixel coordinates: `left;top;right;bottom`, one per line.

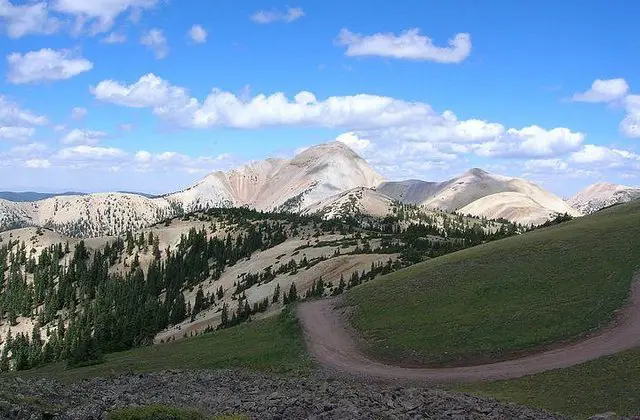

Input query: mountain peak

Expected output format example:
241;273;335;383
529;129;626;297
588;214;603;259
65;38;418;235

463;168;490;177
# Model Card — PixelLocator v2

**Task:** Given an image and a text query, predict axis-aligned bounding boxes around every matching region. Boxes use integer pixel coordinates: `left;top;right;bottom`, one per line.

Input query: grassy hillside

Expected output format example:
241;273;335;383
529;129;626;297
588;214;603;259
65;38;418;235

456;348;640;418
342;200;640;366
11;310;311;383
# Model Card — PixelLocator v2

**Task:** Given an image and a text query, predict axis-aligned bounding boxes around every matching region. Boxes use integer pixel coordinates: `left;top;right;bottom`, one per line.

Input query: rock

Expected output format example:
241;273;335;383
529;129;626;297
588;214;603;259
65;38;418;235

0;370;567;420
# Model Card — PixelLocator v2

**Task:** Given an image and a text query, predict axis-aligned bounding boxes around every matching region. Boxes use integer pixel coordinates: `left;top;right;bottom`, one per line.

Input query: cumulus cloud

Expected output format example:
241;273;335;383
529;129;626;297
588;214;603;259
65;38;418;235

0;0;60;38
54;145;126;161
91;73;588;172
91;73;433;129
0;126;35;141
621;94;640;138
570;144;640;166
140;29;168;59
6;48;93;84
9;142;47;155
474;126;584;158
52;0;159;33
337;28;471;63
102;31;126;44
335;132;371;152
251;7;304;24
70;106;88;120
1;0;159;38
135;150;151;162
0;95;47;142
572;78;629;103
134;151;232;174
25;158;51;168
524;158;569;173
61;129;107;145
188;24;207;43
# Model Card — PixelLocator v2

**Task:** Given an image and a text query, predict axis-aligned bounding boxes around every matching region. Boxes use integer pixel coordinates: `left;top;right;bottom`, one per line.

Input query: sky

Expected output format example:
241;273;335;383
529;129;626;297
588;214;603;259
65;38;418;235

0;0;639;197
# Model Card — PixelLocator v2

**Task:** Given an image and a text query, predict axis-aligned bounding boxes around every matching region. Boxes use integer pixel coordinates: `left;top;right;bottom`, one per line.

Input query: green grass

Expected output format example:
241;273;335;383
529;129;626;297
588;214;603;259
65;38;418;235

342;201;640;366
15;309;311;383
108;405;207;420
456;348;640;419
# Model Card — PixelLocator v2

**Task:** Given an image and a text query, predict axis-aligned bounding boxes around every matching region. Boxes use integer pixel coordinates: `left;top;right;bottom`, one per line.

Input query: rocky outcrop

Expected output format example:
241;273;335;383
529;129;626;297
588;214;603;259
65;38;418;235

0;370;567;419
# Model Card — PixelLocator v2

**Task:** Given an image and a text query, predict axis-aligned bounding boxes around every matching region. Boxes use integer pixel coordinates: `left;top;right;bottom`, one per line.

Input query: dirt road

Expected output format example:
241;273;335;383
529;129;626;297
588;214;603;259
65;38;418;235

297;279;640;383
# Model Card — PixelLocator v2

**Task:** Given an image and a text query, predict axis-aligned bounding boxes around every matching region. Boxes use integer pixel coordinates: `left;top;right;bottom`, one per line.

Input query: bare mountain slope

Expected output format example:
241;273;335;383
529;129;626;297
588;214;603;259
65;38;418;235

375;179;441;205
250;142;385;212
569;182;640;214
0;142;385;237
380;168;580;225
303;187;396;219
458;192;560;226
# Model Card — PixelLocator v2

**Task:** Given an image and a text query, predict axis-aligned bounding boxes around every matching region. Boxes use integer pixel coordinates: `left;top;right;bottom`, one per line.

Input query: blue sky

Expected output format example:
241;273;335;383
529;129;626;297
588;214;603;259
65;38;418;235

0;0;639;196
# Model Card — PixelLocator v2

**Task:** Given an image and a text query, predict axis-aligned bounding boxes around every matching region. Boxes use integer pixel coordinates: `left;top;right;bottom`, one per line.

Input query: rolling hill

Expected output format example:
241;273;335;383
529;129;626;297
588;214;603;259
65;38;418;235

377;168;580;224
341;199;640;367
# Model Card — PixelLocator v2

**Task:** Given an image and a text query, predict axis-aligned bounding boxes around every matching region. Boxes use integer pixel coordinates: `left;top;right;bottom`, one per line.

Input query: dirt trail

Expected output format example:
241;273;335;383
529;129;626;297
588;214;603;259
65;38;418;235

297;278;640;383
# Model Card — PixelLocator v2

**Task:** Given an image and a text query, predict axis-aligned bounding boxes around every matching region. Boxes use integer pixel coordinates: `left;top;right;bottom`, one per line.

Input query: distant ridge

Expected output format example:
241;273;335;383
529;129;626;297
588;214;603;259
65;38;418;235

0;141;592;236
0;191;86;202
569;182;640;214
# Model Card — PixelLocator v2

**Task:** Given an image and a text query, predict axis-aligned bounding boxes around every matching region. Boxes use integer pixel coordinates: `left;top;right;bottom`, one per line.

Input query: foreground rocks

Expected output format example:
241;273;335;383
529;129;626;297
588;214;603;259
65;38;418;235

0;370;568;420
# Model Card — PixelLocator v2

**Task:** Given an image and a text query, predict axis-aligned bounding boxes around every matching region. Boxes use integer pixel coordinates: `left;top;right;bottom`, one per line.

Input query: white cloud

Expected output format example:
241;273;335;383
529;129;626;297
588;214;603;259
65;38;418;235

0;95;47;142
621;94;640;138
0;126;35;141
570;144;640;166
70;106;88;120
0;0;60;38
133;150;232;174
524;158;569;173
140;29;168;59
91;73;586;167
251;7;304;24
475;126;584;159
135;150;151;162
102;31;126;44
52;0;159;33
337;28;471;63
61;128;107;145
6;48;93;84
9;142;47;155
54;145;126;161
572;78;629;103
188;24;207;43
336;132;370;152
91;73;193;109
91;73;433;129
25;158;51;168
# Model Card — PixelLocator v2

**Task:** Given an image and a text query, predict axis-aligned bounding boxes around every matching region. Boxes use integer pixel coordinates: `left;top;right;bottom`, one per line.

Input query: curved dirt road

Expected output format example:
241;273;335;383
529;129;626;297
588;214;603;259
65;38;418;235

297;279;640;383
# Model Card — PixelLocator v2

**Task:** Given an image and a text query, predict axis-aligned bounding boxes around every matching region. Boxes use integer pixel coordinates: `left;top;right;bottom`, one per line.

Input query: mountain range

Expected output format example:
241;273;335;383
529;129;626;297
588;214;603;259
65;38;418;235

0;141;636;237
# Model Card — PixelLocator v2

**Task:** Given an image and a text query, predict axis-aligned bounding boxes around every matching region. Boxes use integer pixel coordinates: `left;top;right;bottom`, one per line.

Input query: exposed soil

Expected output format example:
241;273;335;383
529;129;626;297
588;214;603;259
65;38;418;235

297;278;640;383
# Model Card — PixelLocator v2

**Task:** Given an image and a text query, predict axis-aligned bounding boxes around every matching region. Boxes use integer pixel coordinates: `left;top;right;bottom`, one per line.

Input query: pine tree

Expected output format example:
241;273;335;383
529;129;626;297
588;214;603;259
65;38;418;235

272;283;281;303
288;282;298;302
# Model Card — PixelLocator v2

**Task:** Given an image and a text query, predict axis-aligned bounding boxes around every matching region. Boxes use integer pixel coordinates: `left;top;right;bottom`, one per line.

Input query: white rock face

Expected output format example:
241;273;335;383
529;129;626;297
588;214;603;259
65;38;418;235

0;142;385;236
379;168;580;225
568;182;640;214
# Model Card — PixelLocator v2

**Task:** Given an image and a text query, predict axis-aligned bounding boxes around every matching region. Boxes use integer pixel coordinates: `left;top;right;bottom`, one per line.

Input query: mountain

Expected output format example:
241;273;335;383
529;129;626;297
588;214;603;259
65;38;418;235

568;182;640;214
377;168;580;225
0;191;86;202
0;142;384;237
302;187;396;219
